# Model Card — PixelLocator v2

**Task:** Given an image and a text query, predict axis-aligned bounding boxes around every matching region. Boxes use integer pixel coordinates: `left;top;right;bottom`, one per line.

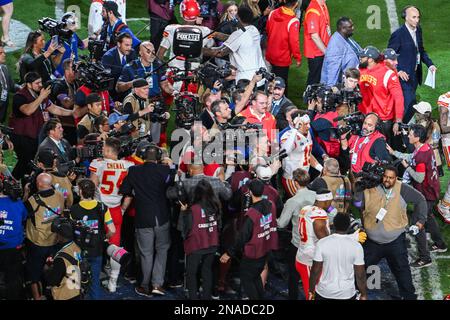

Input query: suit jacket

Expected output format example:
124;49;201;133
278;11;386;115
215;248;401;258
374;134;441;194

272;96;294;130
101;47;137;83
36;136;73;164
388;24;433;87
200;109;215;130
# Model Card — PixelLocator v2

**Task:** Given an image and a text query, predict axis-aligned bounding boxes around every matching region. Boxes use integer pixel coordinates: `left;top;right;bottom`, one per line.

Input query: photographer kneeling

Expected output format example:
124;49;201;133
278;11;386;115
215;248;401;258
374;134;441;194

353;165;426;300
70;179;116;300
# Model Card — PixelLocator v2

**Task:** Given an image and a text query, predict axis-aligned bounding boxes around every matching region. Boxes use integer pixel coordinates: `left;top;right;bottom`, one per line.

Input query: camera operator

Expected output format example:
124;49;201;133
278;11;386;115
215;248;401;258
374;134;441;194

122;78;169;141
340;113;391;175
24;172;66;300
37;119;76;168
9;72;75;179
70;179;116;300
116;41;174;98
354;165;427;299
387;124;448;266
280;112;323;198
358;46;404;143
0;177;28;300
77;93;105;144
89;137;133;292
308;158;351;214
99;1;141;52
18;30;65;84
43;218;83;300
203;6;267;88
119;144;176;297
49;59;81;146
0;43;19;123
101;32;137;101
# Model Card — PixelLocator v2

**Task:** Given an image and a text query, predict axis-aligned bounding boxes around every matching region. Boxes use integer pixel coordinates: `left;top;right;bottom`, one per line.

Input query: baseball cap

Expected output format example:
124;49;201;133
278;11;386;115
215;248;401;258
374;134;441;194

255;166;272;181
133;78;149;89
103;1;121;17
274;77;286;89
108;112;129;126
359;46;380;60
383;48;399;60
86;93;103;105
413;101;432;114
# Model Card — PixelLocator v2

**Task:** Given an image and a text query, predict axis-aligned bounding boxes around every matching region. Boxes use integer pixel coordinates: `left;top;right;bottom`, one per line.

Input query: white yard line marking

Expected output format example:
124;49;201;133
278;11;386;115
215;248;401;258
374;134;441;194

385;0;400;33
55;0;66;20
435;255;450;259
126;18;150;22
428;253;444;300
408;234;425;300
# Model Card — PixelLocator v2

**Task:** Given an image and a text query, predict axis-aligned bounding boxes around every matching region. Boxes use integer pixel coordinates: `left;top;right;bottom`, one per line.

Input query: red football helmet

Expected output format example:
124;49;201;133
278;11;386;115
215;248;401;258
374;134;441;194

179;0;200;21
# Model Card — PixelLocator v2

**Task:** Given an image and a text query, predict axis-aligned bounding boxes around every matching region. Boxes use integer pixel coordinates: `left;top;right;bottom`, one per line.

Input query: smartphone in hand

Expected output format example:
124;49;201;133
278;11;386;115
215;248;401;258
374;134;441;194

51;35;59;46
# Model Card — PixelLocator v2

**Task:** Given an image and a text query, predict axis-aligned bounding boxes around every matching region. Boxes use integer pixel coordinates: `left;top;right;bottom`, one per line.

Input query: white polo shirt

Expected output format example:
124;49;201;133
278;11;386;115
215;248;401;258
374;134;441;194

314;233;365;299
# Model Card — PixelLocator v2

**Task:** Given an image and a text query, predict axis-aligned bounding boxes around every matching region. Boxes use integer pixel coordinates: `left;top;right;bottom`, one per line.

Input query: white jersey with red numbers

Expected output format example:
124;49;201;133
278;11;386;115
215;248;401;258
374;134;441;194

280;128;313;179
160;24;214;71
296;205;330;266
89;158;133;208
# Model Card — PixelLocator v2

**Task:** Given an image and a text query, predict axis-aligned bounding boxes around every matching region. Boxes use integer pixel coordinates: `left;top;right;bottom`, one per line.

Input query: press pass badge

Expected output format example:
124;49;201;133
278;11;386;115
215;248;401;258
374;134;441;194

0;89;8;102
351;152;358;165
146;75;153;88
376;208;387;223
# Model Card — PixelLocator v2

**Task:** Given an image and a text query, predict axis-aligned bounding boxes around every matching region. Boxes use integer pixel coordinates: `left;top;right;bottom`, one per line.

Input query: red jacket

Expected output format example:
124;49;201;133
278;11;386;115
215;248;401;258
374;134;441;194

359;63;404;121
238;107;277;143
266;6;302;67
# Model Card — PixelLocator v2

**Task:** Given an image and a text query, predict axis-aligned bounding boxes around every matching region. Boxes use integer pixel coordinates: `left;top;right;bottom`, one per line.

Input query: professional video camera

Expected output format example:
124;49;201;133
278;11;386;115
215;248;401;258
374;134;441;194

87;39;105;61
150;101;169;124
337;88;363;111
51;215;96;250
0;176;23;201
354;160;390;192
119;134;152;159
333;111;365;137
0;124;13;136
166;180;189;205
199;0;219;18
217;122;263;131
74;58;114;92
108;121;136;138
256;67;275;82
76;139;103;161
303;84;340;111
174;93;200;130
197;61;233;89
38;17;73;44
57;161;86;177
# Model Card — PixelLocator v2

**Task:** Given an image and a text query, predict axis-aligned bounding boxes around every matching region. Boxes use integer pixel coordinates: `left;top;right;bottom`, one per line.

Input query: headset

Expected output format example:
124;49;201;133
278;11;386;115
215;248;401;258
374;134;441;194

144;143;163;161
365;112;383;133
401;5;421;19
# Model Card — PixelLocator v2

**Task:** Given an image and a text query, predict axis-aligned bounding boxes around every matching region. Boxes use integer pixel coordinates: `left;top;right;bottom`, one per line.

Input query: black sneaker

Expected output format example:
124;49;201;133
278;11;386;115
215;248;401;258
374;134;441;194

430;244;448;253
124;275;137;284
410;258;432;268
168;282;183;289
135;286;152;298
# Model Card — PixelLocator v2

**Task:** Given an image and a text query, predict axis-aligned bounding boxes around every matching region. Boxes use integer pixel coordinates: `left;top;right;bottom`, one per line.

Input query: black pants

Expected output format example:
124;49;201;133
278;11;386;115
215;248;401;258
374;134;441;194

167;225;185;286
11;134;38;180
287;243;301;300
307;56;324;86
240;256;266;300
186;251;215;300
363;233;416;300
271;65;290;95
0;247;24;300
416;200;447;261
121;213;138;278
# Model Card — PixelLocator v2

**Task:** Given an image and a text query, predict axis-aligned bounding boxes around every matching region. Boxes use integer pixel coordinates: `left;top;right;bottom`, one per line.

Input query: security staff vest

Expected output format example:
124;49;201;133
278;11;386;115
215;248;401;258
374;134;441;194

243;202;278;260
362;180;408;232
50;173;74;208
183;204;219;256
26;191;65;247
51;241;82;300
77;113;96;135
348;131;385;173
123;93;151;138
322;175;351;214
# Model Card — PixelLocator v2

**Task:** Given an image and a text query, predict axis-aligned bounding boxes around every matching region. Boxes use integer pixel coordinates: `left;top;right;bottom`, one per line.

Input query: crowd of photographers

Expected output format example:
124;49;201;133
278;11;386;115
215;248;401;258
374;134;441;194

0;0;449;301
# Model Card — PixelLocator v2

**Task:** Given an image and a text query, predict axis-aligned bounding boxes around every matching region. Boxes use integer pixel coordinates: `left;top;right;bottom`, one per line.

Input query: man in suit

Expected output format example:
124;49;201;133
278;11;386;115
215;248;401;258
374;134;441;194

388;5;437;123
270;77;295;130
101;32;137;102
37;118;74;167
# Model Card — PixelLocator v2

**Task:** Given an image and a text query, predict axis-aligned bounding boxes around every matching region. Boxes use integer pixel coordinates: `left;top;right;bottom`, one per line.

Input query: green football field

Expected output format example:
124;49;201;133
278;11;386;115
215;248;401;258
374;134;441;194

2;0;449;299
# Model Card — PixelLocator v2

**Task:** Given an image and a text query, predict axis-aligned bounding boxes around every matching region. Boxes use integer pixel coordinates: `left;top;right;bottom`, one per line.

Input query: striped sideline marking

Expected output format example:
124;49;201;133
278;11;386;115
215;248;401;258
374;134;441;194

55;0;65;20
407;234;425;300
428;253;444;300
385;0;400;33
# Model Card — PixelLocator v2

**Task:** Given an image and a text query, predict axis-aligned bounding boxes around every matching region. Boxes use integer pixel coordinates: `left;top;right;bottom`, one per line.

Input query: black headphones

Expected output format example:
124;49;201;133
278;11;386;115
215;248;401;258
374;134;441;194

144;143;163;161
365;112;383;132
401;5;421;19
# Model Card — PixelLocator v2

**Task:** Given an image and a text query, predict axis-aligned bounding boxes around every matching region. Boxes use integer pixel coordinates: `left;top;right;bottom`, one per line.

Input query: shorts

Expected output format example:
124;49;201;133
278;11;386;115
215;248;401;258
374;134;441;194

25;240;58;283
108;206;123;246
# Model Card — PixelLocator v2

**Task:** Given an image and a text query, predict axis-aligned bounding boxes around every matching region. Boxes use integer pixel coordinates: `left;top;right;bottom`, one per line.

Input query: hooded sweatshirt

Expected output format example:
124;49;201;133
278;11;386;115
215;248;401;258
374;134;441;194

266;6;302;67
